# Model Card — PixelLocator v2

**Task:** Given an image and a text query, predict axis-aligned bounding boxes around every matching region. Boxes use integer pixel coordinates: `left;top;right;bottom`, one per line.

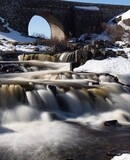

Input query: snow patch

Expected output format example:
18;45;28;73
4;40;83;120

120;9;130;21
111;154;130;160
74;57;130;75
0;17;35;42
75;6;99;11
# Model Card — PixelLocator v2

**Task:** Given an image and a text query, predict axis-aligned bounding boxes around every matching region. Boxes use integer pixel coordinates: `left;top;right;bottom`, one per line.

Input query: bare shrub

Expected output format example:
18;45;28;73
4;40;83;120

35;38;75;52
105;24;125;42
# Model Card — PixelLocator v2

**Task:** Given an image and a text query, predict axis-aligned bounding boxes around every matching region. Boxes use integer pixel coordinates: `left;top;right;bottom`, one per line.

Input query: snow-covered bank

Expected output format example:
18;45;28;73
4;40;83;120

0;38;50;52
0;17;35;42
0;31;35;43
99;9;130;46
0;17;52;52
74;57;130;75
73;9;130;78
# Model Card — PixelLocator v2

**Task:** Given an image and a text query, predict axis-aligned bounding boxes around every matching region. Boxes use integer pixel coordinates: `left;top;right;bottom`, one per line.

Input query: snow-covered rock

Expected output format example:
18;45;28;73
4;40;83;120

111;154;130;160
104;9;130;44
74;56;130;75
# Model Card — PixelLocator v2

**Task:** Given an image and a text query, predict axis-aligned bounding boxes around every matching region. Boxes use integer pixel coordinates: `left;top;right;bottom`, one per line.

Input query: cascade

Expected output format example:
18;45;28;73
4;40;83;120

0;58;130;160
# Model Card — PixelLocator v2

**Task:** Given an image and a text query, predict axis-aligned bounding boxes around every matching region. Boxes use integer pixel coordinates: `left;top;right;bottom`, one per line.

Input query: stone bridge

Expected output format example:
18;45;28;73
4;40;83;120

0;0;130;40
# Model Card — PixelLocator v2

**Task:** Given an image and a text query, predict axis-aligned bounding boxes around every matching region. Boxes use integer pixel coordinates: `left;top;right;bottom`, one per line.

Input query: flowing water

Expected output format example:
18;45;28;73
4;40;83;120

0;60;130;160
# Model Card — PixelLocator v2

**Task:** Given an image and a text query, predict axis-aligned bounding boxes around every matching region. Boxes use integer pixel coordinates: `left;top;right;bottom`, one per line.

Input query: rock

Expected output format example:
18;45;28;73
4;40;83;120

0;41;3;45
33;47;40;52
81;50;92;64
0;64;23;73
116;16;122;23
92;49;104;60
99;49;117;58
104;120;121;127
107;150;129;159
84;44;93;51
122;18;130;27
78;33;90;42
123;43;130;48
54;44;70;52
10;41;19;46
116;50;127;58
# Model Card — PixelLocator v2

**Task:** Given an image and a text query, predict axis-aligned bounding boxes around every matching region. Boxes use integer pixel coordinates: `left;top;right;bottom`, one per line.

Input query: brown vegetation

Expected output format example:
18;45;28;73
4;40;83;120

105;24;125;42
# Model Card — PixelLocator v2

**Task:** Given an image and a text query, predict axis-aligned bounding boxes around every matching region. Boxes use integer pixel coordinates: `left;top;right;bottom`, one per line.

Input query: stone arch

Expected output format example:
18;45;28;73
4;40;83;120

28;13;65;41
28;15;51;39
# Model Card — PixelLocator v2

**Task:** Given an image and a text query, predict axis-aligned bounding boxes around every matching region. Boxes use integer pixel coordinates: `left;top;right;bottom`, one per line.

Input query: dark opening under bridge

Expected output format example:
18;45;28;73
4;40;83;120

0;0;130;40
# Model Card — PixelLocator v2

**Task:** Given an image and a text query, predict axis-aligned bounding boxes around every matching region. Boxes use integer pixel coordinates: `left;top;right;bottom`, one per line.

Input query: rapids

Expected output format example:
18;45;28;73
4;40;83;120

0;59;130;160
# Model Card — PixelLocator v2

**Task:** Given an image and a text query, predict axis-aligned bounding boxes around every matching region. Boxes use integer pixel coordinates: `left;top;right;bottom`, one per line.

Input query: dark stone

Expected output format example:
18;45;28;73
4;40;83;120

107;150;129;158
123;43;130;48
104;120;121;127
99;49;117;58
0;64;23;73
84;44;93;51
116;50;127;58
71;62;79;70
54;44;70;52
116;16;122;23
82;49;92;61
33;47;40;52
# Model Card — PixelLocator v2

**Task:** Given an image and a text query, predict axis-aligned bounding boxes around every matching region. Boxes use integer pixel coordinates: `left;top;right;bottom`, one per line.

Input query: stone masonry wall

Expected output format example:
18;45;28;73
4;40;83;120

73;9;103;36
0;0;129;39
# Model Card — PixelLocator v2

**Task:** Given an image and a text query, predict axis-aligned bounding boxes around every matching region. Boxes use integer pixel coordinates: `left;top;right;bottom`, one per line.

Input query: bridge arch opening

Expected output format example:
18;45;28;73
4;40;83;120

28;14;65;41
28;15;51;39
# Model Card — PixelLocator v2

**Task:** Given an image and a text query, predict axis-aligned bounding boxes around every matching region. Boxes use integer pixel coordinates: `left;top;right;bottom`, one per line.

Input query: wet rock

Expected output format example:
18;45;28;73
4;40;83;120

84;44;94;50
116;50;127;58
92;40;112;48
104;120;121;127
116;16;122;23
0;64;23;73
78;33;91;42
82;50;92;63
10;41;19;46
95;44;102;49
107;149;129;158
92;49;104;60
99;49;117;58
123;43;130;48
54;44;70;52
99;74;118;83
33;47;40;52
79;40;117;62
0;19;10;33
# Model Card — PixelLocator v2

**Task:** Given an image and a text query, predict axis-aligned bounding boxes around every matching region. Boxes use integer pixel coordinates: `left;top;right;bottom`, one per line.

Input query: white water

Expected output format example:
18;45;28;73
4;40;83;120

0;75;129;160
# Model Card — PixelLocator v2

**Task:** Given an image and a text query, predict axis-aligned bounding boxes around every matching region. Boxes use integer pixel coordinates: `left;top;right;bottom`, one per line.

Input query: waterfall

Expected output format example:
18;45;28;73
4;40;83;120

0;61;130;160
